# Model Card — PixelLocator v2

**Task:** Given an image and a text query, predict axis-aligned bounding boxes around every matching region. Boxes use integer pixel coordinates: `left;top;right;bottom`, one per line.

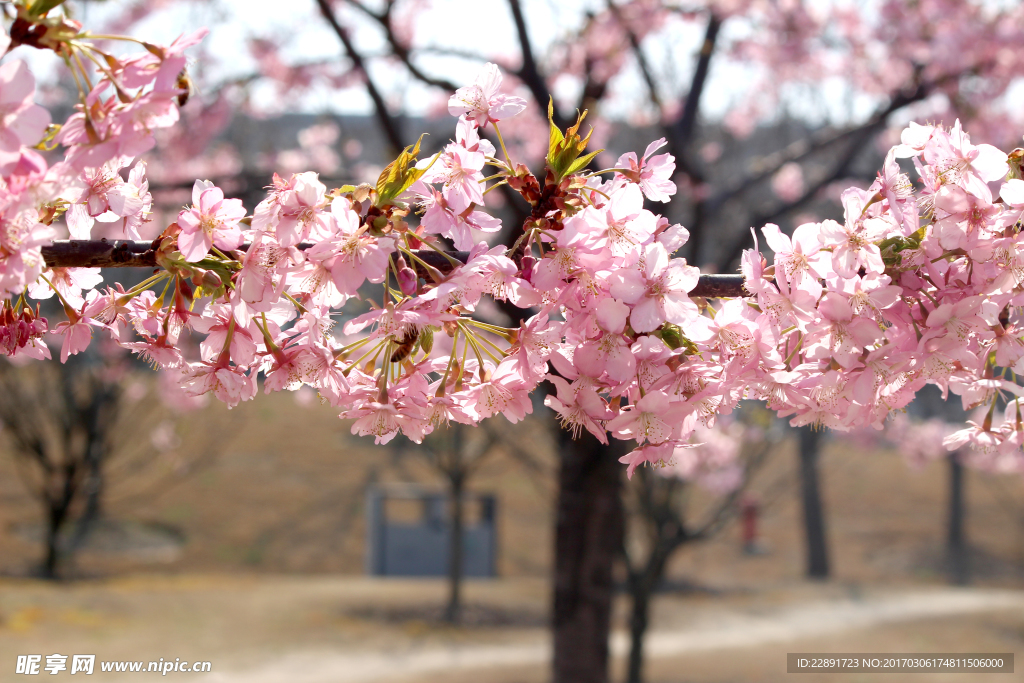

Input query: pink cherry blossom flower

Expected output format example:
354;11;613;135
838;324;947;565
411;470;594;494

935;119;1010;198
347;399;428;445
657;222;690;253
28;267;102;308
618;440;700;479
871;149;917;235
65;157;149;239
893;122;937;158
448;63;527;127
0;60;50;175
574;298;636;382
609;243;699;333
53;295;106;362
252;171;329;246
944;422;1004;454
923;297;988;345
508;312;562;382
563;183;657;256
180;361;256;409
311;197;394;296
177;180;246;262
417;181;501;250
193;304;257;368
615;138;676;202
236;231;297;309
817;217;887;278
932;184;1000;251
466;365;533;423
120;29;209;91
804;293;881;368
432;144;485;212
607;390;684;444
632;335;672;388
544;375;612;443
762;222;830;286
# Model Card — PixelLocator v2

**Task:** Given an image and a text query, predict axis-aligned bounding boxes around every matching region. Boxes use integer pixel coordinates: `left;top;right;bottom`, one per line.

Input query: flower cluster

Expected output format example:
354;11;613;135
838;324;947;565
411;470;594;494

0;2;198;302
4;4;1024;477
737;121;1024;471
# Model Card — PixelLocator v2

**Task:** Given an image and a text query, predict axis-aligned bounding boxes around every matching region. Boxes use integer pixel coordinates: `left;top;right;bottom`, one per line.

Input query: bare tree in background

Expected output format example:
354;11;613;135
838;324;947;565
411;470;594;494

947;452;969;585
621;415;779;683
0;347;224;579
413;423;497;624
389;417;559;624
0;351;124;578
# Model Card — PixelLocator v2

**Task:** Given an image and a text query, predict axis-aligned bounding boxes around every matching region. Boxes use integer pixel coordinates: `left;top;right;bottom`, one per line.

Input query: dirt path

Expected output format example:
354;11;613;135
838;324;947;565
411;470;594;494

210;588;1024;683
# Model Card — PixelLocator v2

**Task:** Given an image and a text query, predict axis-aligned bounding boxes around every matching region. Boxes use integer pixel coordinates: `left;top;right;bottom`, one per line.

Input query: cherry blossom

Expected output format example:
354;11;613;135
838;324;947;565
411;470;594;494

4;18;1024;478
176;180;246;261
614;139;676;202
0;60;50;175
447;63;527;127
609;243;699;333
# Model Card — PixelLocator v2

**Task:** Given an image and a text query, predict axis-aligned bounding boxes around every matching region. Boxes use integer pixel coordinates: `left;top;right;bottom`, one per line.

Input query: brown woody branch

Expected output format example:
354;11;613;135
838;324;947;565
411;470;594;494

667;12;721;265
315;0;405;154
606;0;662;111
342;0;460;92
507;0;565;128
40;240;746;298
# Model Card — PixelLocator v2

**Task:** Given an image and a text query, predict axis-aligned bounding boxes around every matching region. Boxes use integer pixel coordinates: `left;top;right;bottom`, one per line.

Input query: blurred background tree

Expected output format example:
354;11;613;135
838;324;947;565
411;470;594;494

0;344;225;579
620;409;781;683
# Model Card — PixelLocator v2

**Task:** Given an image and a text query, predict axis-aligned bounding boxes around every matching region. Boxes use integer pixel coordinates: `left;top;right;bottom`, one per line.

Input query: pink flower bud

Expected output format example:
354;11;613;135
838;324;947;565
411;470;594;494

520;255;535;283
397;265;418;296
202;270;223;289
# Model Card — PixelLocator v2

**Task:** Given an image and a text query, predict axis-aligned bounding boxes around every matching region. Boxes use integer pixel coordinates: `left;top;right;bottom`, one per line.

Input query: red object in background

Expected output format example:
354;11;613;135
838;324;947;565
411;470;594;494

741;494;759;554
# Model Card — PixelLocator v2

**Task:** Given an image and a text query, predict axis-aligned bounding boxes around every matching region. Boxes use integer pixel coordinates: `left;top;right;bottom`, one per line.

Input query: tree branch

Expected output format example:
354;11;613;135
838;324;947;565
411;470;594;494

668;12;721;266
669;12;721;160
38;240;747;297
342;0;460;92
712;96;912;271
315;0;405;153
507;0;564;128
606;0;662;111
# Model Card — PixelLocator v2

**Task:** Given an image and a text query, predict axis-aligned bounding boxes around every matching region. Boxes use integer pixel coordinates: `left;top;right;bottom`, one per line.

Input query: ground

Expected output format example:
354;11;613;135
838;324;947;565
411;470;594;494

0;576;1021;682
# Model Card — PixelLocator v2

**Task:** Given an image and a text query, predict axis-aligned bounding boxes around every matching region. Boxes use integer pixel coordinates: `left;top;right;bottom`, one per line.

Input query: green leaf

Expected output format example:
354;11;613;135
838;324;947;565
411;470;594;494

420;326;434;355
547;99;564;162
375;135;438;207
565;150;602;178
25;0;67;16
545;102;603;182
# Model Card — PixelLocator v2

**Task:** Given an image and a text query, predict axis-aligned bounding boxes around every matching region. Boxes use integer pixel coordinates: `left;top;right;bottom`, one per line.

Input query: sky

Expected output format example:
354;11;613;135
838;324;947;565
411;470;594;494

13;0;1022;136
18;0;780;122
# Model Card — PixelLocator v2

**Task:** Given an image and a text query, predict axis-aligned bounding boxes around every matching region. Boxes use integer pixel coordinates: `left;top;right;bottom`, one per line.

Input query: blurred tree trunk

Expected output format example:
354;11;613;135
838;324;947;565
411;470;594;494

0;356;123;579
68;438;105;557
444;468;465;623
552;431;624;683
798;427;830;579
404;424;496;625
947;453;969;585
43;488;73;579
625;547;669;683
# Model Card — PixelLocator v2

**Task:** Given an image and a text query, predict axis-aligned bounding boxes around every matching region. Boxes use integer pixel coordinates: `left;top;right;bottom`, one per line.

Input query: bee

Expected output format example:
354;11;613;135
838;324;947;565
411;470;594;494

389;328;420;363
175;69;194;108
